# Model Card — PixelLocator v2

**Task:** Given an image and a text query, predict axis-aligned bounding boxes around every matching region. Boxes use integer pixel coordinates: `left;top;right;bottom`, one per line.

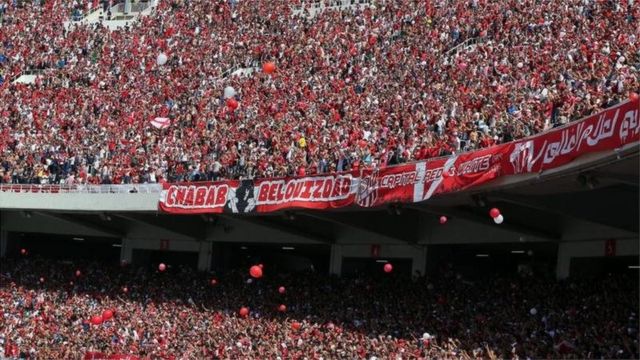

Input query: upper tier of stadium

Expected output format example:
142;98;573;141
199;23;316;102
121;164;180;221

0;0;638;185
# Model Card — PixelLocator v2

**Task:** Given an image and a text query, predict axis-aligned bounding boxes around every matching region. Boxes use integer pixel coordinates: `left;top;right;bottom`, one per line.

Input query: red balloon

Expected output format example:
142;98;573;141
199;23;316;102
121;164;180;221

263;61;276;74
630;92;639;102
439;216;447;224
226;98;239;110
211;278;218;286
368;35;377;46
91;315;103;325
75;270;81;277
278;286;286;294
158;263;166;272
20;248;26;255
278;304;287;312
239;307;250;318
383;263;393;273
291;322;301;331
249;265;263;278
102;310;113;320
489;208;500;218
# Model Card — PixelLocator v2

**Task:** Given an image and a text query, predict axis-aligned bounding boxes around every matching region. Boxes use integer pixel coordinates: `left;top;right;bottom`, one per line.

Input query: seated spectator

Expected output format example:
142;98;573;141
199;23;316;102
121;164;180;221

0;0;637;185
0;257;637;359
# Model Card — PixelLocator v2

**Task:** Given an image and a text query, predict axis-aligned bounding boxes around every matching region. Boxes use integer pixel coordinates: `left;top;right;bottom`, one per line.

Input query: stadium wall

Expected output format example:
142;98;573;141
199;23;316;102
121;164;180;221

0;192;157;211
329;244;427;276
556;238;639;279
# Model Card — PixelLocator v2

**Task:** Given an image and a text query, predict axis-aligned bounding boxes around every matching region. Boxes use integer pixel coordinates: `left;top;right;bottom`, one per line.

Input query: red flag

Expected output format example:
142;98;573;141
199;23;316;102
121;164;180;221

371;244;380;258
605;239;616;257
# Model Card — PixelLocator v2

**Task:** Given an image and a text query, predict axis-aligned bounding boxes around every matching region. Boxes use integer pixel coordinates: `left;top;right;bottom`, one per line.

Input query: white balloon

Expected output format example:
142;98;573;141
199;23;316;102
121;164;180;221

494;214;504;224
223;86;236;99
246;278;253;284
530;308;537;315
156;53;168;66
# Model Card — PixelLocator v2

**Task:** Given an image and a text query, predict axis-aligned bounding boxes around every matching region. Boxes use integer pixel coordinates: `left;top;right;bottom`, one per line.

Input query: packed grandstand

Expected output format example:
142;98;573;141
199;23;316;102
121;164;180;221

1;0;639;359
0;0;637;185
0;257;638;359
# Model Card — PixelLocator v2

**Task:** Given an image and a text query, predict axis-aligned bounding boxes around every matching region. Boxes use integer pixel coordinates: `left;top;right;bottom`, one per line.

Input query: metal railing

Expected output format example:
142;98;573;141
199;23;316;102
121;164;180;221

445;37;483;57
293;0;374;17
115;1;153;14
0;183;163;194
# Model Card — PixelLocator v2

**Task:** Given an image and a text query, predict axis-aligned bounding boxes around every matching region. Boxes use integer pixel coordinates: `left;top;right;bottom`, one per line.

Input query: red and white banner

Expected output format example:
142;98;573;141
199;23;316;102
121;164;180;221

159;99;639;214
150;117;171;129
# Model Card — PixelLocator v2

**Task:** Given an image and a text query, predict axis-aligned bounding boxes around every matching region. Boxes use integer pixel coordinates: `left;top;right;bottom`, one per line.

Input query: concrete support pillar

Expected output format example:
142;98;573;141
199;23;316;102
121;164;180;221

120;237;133;265
411;246;427;277
198;241;212;272
556;242;571;280
0;230;7;258
124;0;132;13
329;244;342;276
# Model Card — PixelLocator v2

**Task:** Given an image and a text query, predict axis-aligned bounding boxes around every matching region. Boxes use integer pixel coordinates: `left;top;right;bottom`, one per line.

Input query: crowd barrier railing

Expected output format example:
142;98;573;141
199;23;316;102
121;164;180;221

0;183;163;194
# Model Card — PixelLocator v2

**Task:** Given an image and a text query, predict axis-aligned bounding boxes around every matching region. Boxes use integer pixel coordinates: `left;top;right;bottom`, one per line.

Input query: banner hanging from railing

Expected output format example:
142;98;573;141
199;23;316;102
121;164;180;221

159;99;639;214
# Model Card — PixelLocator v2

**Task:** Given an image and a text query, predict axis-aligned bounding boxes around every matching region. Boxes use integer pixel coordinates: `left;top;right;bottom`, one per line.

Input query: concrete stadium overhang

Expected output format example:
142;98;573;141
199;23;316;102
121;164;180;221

0;143;637;246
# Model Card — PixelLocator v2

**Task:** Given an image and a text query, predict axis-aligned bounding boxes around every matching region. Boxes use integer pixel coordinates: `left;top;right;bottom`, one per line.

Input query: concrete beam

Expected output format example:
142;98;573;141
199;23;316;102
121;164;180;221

407;204;561;241
114;214;202;240
35;212;124;238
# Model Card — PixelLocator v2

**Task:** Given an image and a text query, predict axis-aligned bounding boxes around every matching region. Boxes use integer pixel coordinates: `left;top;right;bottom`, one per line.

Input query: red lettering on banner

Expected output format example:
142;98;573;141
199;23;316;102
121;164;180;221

215;186;228;206
619;108;639;142
312;179;323;199
285;181;296;199
293;181;304;198
322;179;333;198
161;185;230;209
423;168;443;183
268;183;278;202
301;181;313;198
331;178;342;197
158;101;639;214
258;183;270;202
184;186;195;206
457;155;491;176
165;186;176;206
204;187;216;206
340;177;351;195
379;172;416;189
276;182;285;202
194;187;206;206
175;187;187;205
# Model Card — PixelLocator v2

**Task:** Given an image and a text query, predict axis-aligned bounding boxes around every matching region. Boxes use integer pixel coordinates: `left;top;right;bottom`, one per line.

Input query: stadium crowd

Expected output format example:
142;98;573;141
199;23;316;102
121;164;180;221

0;0;638;185
0;256;638;359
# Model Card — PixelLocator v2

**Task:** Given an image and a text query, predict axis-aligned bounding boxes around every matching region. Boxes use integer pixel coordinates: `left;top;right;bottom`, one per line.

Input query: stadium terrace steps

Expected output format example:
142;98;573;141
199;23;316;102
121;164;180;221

293;0;374;18
63;0;159;31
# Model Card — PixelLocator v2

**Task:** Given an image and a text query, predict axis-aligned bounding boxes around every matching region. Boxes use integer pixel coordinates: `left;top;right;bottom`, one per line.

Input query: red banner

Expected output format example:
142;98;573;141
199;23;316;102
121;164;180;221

159;99;639;214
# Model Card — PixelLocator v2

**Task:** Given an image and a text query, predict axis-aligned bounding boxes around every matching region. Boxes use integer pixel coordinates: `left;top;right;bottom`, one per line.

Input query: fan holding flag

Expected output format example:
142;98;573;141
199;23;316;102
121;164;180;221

151;117;171;130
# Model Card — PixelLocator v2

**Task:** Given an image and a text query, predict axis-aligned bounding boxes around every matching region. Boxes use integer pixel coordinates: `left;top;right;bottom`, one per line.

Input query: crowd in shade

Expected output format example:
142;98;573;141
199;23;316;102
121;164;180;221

0;256;638;359
0;0;638;185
